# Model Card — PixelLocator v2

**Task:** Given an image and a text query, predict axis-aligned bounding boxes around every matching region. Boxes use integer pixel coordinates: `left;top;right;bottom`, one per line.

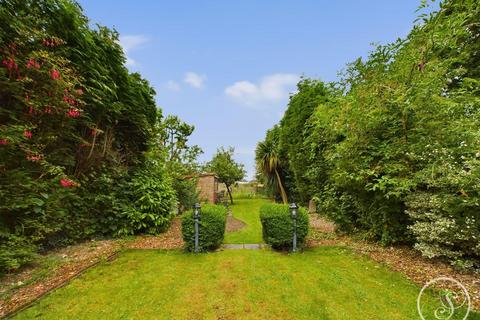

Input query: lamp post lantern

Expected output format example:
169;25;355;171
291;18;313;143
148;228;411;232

194;203;201;253
290;203;298;252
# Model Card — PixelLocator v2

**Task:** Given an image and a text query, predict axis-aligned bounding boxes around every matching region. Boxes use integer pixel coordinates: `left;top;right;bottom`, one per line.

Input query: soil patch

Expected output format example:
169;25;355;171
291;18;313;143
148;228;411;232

226;215;246;232
128;217;183;249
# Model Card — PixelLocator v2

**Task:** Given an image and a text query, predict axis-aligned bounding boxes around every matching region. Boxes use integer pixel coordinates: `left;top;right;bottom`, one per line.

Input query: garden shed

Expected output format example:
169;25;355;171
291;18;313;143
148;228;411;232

187;173;219;204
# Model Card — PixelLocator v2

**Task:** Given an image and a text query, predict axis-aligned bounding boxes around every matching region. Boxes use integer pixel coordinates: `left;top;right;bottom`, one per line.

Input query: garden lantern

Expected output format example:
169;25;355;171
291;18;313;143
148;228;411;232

290;203;298;252
194;203;201;253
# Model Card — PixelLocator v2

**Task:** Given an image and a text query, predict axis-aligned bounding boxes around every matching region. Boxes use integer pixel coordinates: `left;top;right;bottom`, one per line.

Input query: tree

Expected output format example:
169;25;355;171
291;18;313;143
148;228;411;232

278;78;330;204
152;113;203;211
255;126;288;204
205;147;245;204
159;115;202;167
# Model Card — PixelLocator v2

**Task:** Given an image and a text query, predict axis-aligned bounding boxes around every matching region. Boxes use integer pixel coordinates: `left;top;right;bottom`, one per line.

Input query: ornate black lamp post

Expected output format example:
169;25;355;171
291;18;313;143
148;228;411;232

194;203;201;253
290;203;298;252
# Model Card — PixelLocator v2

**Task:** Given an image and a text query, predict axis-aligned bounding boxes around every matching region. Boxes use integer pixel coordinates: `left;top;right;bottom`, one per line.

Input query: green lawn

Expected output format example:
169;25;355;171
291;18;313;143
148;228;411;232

224;198;270;244
13;248;478;320
12;198;479;319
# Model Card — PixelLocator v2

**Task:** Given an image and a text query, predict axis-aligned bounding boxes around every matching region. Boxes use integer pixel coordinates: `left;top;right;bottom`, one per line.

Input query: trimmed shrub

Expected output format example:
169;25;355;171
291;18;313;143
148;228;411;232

0;232;37;274
260;204;309;250
181;205;227;252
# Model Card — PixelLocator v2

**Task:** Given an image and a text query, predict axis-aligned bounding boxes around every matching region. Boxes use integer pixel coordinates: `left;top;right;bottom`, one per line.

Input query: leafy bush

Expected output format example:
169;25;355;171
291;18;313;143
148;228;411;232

260;204;309;250
0;232;37;274
181;205;227;252
406;192;480;271
122;169;177;235
172;177;199;213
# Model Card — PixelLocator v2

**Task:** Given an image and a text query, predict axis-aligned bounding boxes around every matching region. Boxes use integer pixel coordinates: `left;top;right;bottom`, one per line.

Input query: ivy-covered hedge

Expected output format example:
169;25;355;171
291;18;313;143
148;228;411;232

181;205;227;252
260;204;309;250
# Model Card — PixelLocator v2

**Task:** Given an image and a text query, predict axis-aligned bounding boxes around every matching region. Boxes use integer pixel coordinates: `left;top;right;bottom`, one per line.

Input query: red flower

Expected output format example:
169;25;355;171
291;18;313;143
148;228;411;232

0;139;8;145
63;95;77;106
66;109;81;118
76;88;84;95
26;154;42;162
23;130;32;139
44;106;52;114
26;59;40;69
50;69;60;80
60;178;78;188
90;129;97;136
2;57;18;71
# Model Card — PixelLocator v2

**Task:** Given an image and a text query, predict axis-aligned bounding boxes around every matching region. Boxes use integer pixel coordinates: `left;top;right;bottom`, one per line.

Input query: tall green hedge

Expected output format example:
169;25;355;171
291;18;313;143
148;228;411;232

256;1;480;270
181;205;227;252
260;204;309;250
0;0;177;273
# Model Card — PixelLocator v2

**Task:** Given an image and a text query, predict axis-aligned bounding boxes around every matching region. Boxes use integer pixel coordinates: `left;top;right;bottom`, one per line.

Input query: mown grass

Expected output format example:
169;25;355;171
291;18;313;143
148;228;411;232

13;247;478;320
223;198;270;244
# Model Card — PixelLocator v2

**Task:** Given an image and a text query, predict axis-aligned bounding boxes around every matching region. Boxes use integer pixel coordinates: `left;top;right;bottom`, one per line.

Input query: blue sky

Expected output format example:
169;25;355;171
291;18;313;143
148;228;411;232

77;0;431;179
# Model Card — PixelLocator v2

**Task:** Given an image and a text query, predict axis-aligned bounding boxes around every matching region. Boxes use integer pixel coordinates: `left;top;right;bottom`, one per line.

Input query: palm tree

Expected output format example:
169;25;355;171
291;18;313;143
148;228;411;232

255;138;288;204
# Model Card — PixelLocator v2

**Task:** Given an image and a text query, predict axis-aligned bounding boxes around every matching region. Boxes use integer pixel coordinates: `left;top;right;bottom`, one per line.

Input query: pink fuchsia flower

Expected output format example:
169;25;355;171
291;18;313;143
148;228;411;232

26;59;40;69
23;130;32;139
2;57;18;70
44;106;53;114
63;96;77;106
66;109;81;118
0;139;8;145
26;154;42;162
60;178;78;188
50;69;60;80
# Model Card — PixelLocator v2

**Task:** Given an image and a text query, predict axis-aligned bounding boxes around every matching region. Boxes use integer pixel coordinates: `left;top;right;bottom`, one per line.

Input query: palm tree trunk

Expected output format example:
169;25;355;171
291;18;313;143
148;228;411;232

274;168;288;204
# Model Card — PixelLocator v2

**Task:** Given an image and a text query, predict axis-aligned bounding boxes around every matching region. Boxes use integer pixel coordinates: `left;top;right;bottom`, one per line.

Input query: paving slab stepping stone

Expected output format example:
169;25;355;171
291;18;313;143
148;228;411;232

222;244;266;250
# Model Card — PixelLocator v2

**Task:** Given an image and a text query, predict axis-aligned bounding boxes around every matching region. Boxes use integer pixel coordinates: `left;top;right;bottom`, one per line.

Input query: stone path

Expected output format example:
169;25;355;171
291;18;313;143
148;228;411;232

222;244;267;250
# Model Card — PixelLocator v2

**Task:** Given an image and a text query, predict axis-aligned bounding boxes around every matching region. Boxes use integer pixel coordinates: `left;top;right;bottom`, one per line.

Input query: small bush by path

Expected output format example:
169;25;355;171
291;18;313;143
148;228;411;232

181;205;227;252
260;203;309;250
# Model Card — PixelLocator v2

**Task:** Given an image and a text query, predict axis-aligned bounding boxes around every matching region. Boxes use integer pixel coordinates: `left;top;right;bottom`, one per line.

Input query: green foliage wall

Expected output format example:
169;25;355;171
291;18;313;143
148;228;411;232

278;79;331;204
257;0;480;269
0;0;180;273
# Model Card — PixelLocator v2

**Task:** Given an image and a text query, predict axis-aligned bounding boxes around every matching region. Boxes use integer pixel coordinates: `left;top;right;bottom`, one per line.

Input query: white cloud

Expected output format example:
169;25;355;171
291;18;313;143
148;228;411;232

166;80;181;92
184;72;207;88
225;73;299;107
118;35;149;67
